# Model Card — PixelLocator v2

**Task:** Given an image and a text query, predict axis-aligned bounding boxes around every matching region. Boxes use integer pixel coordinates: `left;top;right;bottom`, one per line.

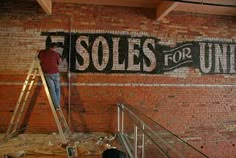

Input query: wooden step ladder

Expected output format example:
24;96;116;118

2;57;71;144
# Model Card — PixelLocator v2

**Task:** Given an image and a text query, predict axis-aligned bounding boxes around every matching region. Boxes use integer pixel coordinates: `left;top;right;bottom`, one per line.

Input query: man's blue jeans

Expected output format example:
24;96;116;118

44;73;61;109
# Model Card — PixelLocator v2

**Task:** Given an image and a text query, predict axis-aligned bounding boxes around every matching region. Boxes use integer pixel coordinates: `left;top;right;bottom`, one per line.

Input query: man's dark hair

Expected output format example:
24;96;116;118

102;149;126;158
49;42;57;48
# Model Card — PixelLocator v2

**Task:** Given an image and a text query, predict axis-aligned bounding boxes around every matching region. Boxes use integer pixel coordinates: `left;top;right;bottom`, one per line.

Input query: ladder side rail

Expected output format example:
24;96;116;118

58;110;71;134
3;61;36;140
37;60;67;144
12;66;39;133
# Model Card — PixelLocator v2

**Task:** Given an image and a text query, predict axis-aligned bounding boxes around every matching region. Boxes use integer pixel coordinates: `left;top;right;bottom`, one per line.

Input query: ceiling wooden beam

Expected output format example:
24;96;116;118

175;3;236;16
156;1;179;21
37;0;52;15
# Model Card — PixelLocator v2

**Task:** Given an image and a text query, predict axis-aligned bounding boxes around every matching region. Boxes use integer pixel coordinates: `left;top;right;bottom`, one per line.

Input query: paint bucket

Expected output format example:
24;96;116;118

66;145;77;158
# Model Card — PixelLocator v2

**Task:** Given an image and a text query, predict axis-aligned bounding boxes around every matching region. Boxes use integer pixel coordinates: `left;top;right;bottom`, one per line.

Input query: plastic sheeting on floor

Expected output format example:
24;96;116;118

0;132;119;157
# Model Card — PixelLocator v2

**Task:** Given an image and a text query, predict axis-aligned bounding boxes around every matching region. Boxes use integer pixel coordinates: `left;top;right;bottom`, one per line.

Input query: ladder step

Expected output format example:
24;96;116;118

64;128;72;138
23;83;34;86
59;118;65;124
9;122;16;126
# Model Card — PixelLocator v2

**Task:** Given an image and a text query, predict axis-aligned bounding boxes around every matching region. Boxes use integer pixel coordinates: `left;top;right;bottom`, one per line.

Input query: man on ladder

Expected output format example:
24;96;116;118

38;42;62;111
38;42;71;144
2;42;71;144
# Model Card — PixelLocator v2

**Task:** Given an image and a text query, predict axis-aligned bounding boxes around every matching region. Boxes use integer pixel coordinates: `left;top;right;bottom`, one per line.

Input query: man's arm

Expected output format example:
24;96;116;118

38;51;42;61
57;54;62;65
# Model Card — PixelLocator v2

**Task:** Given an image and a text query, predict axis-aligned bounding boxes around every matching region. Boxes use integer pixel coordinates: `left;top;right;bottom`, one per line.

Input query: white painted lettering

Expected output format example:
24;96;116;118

112;37;125;71
229;44;236;73
215;44;227;73
173;51;182;63
75;36;90;71
92;36;109;71
182;47;192;59
164;54;172;66
143;39;156;72
127;38;141;71
200;43;212;73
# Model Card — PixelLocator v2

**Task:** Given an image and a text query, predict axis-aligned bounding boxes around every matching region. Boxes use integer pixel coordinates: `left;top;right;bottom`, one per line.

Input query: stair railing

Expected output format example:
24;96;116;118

117;103;209;158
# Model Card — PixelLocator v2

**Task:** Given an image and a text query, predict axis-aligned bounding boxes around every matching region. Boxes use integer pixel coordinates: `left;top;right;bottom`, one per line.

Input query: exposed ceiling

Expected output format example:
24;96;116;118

36;0;236;20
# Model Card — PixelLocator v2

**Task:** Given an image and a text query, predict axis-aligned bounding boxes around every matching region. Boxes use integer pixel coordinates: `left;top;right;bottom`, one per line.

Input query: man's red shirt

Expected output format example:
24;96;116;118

38;49;60;74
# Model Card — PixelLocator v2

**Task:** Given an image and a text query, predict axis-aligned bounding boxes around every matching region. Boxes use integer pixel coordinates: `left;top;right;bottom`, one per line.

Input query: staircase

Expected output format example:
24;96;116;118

116;103;209;158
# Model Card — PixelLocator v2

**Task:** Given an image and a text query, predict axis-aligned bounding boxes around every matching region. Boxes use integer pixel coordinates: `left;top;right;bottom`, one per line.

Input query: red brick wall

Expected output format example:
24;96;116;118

0;1;236;157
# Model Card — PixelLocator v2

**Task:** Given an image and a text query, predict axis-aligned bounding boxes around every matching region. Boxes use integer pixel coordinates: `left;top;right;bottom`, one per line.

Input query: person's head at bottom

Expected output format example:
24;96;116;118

102;148;126;158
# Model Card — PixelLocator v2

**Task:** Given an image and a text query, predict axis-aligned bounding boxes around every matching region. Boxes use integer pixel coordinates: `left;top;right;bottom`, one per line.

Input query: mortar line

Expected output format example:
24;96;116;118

0;82;235;87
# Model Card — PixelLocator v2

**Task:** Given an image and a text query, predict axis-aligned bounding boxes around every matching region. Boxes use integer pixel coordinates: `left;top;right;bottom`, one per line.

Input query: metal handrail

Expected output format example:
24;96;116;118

117;103;209;158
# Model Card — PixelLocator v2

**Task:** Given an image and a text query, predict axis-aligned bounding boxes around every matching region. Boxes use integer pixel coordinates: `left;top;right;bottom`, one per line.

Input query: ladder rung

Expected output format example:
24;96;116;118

64;128;71;138
64;128;70;133
23;82;34;86
59;119;64;124
9;122;16;126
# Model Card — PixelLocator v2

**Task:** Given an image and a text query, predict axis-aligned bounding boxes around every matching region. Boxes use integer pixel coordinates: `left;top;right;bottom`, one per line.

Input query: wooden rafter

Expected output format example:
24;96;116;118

53;0;236;17
175;2;236;16
37;0;52;15
156;1;179;21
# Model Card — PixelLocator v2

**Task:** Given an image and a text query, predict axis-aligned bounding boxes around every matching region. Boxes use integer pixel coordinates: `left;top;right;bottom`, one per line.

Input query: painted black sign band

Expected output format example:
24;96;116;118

41;32;236;74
